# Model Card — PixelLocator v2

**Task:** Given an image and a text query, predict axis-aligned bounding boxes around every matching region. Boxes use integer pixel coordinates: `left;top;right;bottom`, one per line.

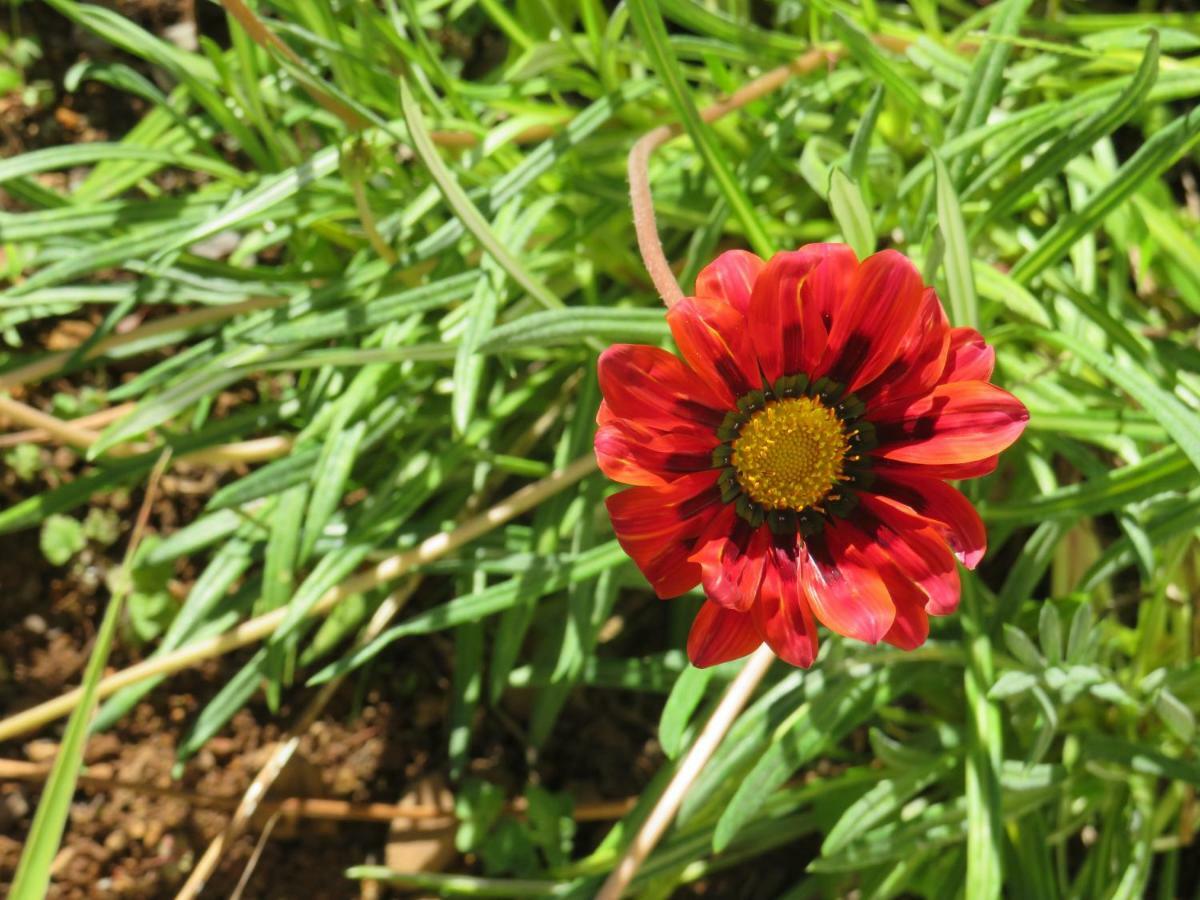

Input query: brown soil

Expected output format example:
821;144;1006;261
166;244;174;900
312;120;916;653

0;518;669;898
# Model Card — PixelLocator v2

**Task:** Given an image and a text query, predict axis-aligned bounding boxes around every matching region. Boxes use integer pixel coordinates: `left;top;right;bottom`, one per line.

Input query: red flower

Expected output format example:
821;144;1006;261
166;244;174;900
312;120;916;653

595;245;1028;668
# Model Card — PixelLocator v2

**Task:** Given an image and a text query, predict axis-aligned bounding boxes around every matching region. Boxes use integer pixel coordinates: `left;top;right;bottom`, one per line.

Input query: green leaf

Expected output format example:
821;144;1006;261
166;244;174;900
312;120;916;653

399;78;563;311
1003;624;1045;668
525;785;575;868
828;167;875;259
1084;736;1200;785
1065;602;1094;663
628;0;773;257
9;481;145;897
1154;689;1196;743
933;154;978;328
1032;331;1200;476
456;778;507;853
831;12;937;135
972;30;1160;236
1011;103;1200;283
658;664;715;760
822;757;955;856
307;542;627;685
1037;603;1063;666
713;669;906;851
39;513;85;566
480;308;669;353
989;671;1039;699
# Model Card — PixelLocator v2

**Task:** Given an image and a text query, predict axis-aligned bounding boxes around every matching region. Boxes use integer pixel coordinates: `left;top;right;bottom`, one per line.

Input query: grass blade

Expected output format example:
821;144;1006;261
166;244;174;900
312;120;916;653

628;0;773;257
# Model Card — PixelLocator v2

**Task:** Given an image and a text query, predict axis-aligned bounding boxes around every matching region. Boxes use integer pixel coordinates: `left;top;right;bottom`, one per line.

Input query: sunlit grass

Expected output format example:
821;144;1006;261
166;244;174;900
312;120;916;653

2;0;1199;896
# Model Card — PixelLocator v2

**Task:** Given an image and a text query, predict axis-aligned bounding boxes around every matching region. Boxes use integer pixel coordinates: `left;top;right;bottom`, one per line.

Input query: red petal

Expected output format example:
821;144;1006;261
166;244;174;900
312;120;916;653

940;327;995;383
596;400;617;427
820;249;925;393
595;419;717;487
598;344;728;431
873;471;987;569
800;522;895;644
876;456;999;481
862;288;951;406
690;507;770;612
751;539;820;667
878;565;930;651
667;296;760;404
858;494;961;615
688;600;762;667
605;471;721;598
694;250;765;316
870;381;1029;465
748;244;858;383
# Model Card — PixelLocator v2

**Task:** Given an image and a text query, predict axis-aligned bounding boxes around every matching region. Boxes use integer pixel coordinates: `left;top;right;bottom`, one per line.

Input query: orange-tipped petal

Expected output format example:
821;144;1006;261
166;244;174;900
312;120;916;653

689;506;770;613
862;287;951;406
802;522;896;644
748;244;857;383
821;249;925;393
695;249;765;316
870;381;1029;465
598;344;727;431
858;494;961;616
688;600;762;667
873;471;987;569
605;471;721;598
752;540;820;667
940;327;996;383
667;296;761;404
595;420;717;487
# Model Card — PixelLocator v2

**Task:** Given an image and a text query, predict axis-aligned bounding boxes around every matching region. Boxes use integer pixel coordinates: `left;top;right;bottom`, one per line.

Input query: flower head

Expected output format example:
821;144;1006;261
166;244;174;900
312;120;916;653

596;244;1028;668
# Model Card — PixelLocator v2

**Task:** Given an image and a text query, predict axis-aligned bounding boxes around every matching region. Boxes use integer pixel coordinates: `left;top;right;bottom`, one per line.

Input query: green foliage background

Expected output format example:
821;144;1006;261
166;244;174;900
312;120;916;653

3;0;1200;896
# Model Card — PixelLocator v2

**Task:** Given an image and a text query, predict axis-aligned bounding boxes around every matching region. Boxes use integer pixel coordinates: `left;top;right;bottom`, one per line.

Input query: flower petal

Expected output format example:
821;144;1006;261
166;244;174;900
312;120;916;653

694;249;765;316
873;470;987;569
878;565;930;650
690;506;771;612
858;494;961;615
821;249;925;393
876;456;1000;481
870;381;1029;465
801;522;896;644
862;287;951;406
748;244;858;383
667;296;761;404
605;471;721;598
688;600;762;667
751;539;820;667
596;399;617;427
595;419;717;487
940;327;995;383
598;344;728;431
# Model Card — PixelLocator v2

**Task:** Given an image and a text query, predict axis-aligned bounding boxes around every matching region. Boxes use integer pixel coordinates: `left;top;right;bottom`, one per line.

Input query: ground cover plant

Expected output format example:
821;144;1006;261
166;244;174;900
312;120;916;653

2;0;1200;896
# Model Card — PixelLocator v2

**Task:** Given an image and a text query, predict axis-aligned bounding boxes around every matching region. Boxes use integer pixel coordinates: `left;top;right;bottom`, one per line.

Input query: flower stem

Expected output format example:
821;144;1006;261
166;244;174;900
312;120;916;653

627;48;834;308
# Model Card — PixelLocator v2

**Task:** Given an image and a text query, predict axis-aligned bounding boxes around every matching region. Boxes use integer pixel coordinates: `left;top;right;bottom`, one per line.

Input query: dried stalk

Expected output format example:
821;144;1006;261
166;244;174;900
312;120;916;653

595;645;775;900
0;395;292;466
0;758;636;825
0;453;598;744
0;296;285;393
0;402;136;448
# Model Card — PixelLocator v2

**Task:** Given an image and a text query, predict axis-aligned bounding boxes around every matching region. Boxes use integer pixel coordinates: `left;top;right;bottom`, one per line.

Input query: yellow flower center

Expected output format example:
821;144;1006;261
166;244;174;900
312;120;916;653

732;396;849;511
